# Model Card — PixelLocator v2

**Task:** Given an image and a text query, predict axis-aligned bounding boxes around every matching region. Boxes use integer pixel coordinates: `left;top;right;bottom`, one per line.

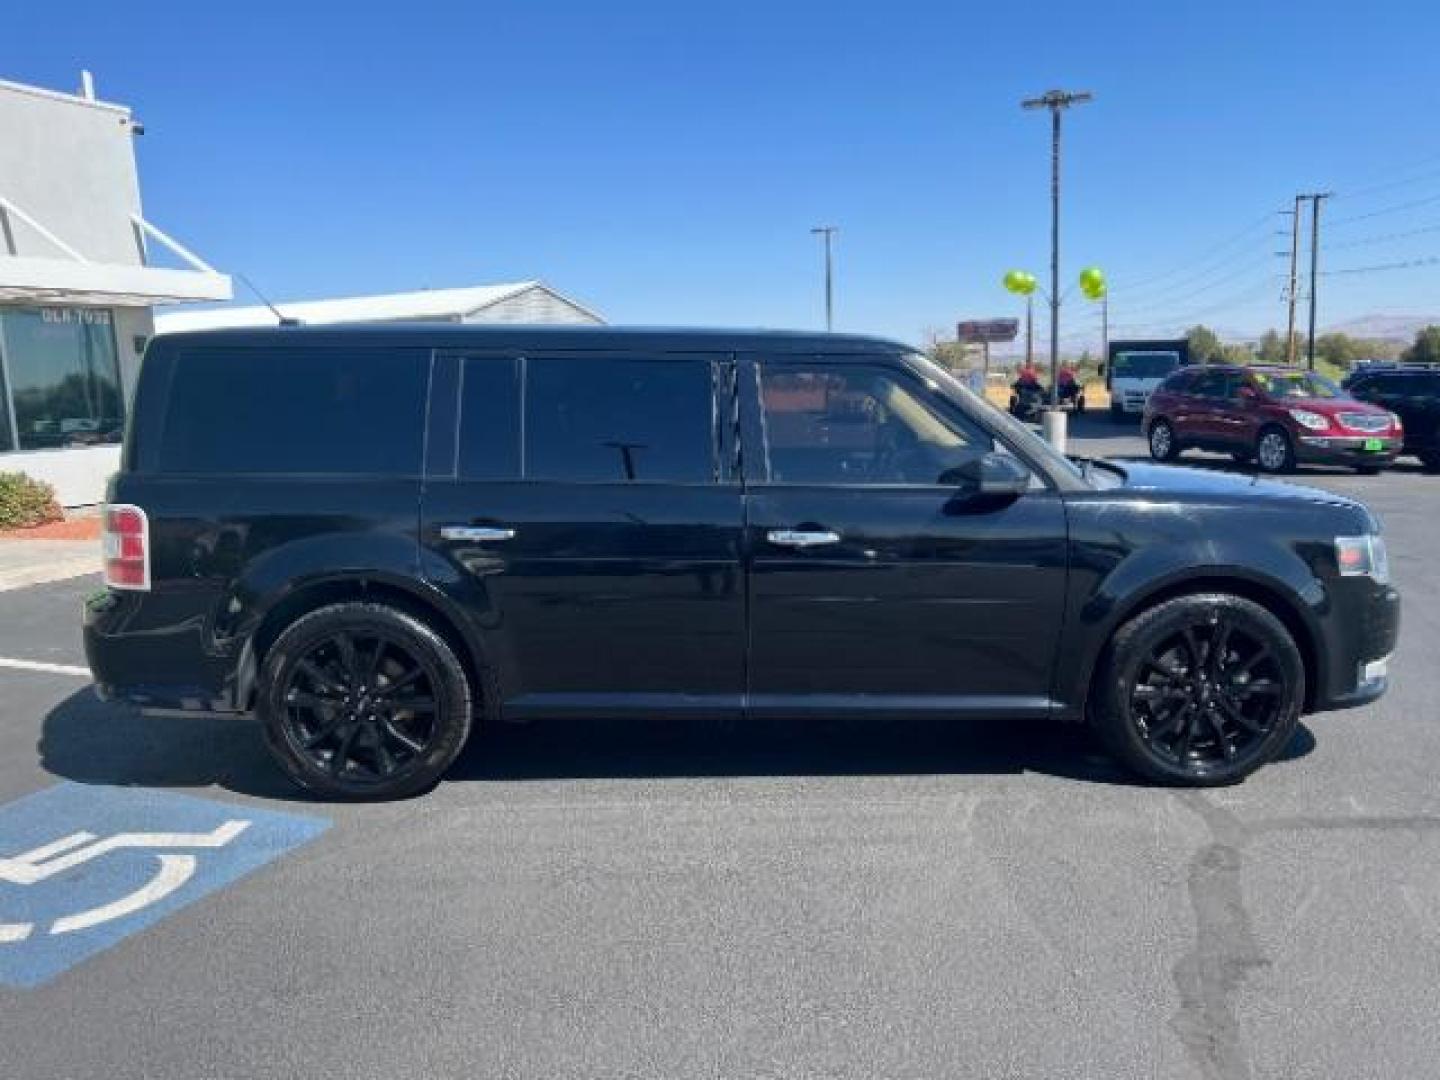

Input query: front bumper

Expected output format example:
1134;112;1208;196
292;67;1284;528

1312;578;1400;712
1295;434;1401;467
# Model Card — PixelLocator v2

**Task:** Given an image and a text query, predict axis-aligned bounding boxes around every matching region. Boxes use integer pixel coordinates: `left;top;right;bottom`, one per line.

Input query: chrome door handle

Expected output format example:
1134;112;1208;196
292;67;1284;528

440;525;515;542
767;529;840;549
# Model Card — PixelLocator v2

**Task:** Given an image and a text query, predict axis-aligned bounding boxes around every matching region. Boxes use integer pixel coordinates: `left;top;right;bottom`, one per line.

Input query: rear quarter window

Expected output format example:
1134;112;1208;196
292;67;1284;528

155;346;427;475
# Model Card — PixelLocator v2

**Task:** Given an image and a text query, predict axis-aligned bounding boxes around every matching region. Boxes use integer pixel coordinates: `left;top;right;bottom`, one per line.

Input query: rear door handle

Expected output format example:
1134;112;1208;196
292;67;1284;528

767;529;841;549
440;525;515;542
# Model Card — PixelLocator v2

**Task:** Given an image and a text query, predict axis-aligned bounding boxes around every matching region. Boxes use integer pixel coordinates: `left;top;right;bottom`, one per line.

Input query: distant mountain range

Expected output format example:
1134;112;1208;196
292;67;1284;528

1320;314;1440;341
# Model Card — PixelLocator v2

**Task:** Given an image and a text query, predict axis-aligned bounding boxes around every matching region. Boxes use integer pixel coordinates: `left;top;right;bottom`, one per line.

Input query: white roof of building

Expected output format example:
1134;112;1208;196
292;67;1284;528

155;280;600;333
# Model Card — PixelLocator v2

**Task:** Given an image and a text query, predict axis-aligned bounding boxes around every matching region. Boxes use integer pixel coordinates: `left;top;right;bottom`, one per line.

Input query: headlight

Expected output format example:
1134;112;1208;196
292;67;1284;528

1289;408;1331;431
1335;534;1390;583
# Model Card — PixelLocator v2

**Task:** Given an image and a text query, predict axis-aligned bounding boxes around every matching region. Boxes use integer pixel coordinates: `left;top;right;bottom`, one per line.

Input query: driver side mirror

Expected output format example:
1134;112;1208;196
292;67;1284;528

943;452;1031;497
1237;385;1258;403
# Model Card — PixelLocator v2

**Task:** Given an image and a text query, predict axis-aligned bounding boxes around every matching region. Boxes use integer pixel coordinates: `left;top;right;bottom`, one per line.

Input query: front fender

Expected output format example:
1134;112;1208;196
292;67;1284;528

1053;525;1330;717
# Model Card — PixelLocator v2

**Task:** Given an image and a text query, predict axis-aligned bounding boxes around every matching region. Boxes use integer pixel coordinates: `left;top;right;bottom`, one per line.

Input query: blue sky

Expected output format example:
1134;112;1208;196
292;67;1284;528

8;0;1439;349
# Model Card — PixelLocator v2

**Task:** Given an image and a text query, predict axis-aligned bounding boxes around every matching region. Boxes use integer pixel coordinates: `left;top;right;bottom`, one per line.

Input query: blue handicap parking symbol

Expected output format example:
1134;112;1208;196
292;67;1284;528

0;783;329;988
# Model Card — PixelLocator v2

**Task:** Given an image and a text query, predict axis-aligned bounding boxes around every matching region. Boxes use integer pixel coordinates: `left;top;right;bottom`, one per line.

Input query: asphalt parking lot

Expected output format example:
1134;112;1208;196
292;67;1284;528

0;420;1437;1080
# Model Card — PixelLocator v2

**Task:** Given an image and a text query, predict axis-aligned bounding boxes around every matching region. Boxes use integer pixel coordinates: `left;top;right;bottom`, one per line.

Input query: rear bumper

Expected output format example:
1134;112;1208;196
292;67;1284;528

84;589;245;714
1295;435;1401;467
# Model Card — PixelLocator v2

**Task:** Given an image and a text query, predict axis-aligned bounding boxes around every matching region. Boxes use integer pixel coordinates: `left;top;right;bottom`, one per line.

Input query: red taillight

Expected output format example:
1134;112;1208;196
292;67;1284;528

103;504;150;591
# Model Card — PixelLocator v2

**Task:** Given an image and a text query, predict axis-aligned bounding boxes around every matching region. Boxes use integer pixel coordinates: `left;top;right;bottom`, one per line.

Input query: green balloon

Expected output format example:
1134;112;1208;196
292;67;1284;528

1079;266;1106;297
1003;270;1037;295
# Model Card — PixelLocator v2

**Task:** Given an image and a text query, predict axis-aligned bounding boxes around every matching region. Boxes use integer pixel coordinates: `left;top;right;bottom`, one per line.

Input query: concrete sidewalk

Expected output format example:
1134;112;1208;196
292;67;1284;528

0;538;100;592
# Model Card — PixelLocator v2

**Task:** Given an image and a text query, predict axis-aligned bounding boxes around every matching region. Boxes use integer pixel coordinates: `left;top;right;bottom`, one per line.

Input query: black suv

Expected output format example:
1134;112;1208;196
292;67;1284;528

1343;366;1440;470
86;327;1399;798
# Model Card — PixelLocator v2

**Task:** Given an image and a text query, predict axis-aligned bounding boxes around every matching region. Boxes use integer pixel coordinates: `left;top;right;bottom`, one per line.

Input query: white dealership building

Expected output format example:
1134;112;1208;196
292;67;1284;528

2;73;603;506
0;74;231;505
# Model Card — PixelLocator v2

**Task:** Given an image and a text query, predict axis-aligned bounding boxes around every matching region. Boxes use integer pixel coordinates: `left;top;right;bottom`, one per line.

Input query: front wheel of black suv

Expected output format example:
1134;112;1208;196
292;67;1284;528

258;602;474;800
1091;594;1305;786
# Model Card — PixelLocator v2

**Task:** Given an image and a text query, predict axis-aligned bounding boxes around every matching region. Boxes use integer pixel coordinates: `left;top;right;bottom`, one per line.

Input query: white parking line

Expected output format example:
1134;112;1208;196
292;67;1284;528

0;658;90;678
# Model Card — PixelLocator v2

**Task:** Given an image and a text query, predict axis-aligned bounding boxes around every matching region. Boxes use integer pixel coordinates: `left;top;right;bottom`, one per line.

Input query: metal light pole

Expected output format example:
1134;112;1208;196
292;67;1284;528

811;226;837;331
1022;89;1092;409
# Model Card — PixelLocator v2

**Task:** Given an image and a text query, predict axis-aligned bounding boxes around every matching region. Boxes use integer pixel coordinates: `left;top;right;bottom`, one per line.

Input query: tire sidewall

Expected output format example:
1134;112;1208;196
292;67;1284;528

258;603;473;800
1256;426;1294;473
1148;420;1177;461
1094;594;1305;785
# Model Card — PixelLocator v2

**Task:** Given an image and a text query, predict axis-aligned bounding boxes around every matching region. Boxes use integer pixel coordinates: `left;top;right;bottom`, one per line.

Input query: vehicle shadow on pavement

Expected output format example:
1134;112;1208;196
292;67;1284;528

450;715;1316;785
38;687;303;801
39;687;1317;797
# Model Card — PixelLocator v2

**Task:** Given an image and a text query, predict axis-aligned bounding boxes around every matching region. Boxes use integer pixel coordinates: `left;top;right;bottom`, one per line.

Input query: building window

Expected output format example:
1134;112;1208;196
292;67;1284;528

0;307;125;452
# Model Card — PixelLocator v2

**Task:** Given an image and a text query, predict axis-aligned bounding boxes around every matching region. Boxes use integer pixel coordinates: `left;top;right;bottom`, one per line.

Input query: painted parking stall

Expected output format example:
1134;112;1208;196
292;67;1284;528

0;784;328;988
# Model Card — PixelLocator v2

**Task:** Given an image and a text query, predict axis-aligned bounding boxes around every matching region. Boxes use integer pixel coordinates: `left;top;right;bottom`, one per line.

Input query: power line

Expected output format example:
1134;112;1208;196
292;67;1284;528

1322;221;1440;251
1337;167;1440;202
1110;210;1277;294
1320;255;1440;276
1108;253;1279;318
1110;275;1285;333
1328;190;1440;228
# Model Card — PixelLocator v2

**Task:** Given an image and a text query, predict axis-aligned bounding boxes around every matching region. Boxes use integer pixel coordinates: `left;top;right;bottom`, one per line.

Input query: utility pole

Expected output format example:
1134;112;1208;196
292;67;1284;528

1022;89;1093;410
1100;292;1109;365
1303;193;1332;370
1025;293;1034;368
810;226;837;331
1285;196;1302;365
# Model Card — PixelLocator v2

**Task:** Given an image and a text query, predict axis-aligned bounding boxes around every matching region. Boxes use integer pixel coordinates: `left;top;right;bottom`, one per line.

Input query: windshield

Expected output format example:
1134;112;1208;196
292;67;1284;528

909;354;1087;485
1253;371;1342;399
1112;351;1180;379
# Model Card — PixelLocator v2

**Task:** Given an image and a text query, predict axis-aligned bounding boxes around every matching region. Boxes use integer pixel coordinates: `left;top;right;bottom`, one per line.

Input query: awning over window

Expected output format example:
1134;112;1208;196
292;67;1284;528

0;254;232;306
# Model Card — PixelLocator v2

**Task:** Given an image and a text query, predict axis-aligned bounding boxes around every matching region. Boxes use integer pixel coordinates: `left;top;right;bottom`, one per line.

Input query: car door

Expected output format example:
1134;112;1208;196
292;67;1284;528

1182;369;1229;447
1211;370;1257;448
740;354;1070;717
419;349;746;719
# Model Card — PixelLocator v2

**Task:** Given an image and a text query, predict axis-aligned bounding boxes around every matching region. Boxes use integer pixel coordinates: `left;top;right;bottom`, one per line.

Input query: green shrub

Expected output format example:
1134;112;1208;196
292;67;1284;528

0;471;63;530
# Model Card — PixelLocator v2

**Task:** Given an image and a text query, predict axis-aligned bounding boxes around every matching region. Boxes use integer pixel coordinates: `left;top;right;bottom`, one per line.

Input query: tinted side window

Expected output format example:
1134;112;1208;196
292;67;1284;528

158;347;426;475
524;356;716;483
1190;371;1228;398
759;364;993;485
457;356;521;480
1161;371;1194;393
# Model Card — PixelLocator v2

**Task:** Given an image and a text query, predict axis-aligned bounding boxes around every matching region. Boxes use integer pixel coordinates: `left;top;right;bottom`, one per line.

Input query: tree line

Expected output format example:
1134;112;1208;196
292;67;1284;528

1185;325;1440;368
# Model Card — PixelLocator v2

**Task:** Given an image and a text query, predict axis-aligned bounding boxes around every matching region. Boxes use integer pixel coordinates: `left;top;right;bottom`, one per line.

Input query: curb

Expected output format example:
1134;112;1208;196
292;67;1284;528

0;557;100;593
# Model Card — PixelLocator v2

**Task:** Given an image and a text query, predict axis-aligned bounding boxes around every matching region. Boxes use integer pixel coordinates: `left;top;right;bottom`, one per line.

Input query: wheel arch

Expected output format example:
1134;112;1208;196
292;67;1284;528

1084;573;1322;715
236;574;491;714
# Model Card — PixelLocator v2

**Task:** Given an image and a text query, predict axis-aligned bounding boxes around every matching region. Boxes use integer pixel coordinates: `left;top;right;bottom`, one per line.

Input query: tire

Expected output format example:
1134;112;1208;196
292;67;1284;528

1418;449;1440;472
1354;464;1383;476
1255;426;1295;474
258;602;474;800
1148;418;1180;462
1091;593;1305;786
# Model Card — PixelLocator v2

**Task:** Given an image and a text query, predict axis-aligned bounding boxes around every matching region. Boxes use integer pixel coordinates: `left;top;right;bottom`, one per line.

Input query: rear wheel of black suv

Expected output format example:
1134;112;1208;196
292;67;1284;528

258;602;473;800
1092;594;1304;786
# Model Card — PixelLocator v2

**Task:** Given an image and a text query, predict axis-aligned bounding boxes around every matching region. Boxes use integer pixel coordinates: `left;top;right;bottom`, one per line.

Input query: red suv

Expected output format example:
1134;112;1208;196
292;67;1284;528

1143;365;1402;474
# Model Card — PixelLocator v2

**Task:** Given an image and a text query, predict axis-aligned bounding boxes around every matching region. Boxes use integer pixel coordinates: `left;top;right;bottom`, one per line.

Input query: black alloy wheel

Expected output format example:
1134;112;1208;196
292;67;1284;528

259;603;473;799
1094;594;1304;785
